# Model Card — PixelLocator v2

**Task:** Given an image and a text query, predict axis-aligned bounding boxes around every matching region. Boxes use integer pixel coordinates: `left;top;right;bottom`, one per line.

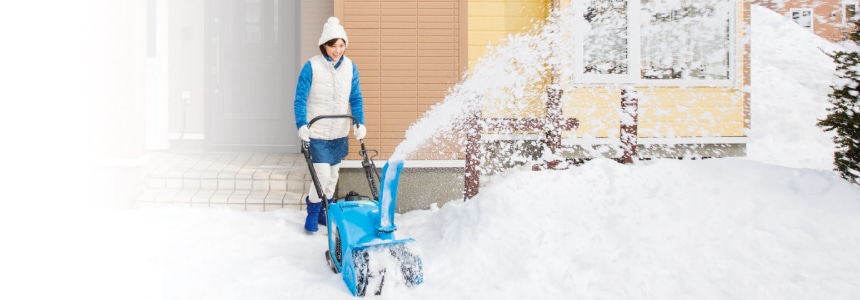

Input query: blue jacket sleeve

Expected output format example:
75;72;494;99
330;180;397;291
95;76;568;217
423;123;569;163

349;61;365;125
294;61;313;129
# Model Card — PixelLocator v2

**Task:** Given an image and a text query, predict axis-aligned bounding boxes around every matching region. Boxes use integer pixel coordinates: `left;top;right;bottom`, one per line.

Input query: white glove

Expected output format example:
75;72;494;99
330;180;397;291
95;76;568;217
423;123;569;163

354;124;367;140
298;125;309;142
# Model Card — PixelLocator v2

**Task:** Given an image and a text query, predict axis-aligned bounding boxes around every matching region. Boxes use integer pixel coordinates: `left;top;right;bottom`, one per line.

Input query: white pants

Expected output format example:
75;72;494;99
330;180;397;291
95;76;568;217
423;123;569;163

308;163;341;203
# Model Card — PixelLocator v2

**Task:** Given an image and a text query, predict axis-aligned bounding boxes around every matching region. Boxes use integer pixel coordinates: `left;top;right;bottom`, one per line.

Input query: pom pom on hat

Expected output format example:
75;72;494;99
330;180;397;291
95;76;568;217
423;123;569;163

318;17;348;46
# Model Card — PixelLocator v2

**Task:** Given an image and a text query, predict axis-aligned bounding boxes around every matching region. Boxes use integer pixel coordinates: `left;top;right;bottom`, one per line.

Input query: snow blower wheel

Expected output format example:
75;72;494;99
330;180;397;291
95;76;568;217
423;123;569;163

324;225;343;274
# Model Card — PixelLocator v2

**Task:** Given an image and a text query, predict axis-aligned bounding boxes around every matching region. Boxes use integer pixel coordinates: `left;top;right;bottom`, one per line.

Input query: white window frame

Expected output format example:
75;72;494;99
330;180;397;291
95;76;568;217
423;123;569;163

571;0;737;87
789;8;814;31
572;0;641;84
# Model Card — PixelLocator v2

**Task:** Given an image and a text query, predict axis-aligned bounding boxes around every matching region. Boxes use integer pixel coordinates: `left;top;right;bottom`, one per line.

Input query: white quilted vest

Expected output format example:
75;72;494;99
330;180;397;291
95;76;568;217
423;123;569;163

306;54;355;140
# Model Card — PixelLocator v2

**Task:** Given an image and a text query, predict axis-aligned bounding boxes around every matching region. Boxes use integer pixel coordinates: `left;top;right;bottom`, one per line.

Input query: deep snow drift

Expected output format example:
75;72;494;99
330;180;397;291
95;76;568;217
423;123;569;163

3;5;860;300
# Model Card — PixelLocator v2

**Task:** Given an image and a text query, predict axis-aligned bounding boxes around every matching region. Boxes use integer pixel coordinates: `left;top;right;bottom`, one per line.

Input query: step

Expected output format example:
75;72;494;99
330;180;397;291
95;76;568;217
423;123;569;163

135;151;311;211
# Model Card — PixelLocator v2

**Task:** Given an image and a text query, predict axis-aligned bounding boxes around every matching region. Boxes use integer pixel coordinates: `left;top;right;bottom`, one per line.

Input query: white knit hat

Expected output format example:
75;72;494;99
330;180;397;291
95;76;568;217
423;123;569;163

318;17;348;46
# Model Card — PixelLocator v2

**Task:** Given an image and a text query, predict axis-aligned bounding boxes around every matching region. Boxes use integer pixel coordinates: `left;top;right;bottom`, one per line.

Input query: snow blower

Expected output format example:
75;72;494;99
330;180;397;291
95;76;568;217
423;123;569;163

302;115;423;296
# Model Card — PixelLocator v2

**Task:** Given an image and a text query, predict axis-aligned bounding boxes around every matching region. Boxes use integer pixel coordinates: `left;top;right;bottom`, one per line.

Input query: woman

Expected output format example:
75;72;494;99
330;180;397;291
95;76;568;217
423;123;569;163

294;17;367;233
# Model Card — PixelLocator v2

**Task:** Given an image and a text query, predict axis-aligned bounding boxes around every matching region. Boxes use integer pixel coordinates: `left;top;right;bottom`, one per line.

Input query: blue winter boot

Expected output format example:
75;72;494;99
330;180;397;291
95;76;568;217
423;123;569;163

318;198;334;226
304;197;322;233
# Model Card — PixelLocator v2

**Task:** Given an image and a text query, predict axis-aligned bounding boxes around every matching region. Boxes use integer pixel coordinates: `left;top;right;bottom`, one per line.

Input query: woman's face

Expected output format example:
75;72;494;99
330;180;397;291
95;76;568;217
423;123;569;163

325;39;346;62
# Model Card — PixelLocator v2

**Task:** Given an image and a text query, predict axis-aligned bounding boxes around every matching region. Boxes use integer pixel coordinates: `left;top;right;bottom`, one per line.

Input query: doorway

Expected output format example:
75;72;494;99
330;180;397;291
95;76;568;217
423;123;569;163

206;0;300;152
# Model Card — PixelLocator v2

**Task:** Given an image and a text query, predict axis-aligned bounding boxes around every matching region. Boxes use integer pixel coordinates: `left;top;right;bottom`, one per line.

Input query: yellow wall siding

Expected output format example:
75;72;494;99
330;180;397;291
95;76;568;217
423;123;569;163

563;87;747;139
563;87;621;138
468;0;551;121
636;88;747;138
481;81;550;119
468;0;549;65
739;0;752;129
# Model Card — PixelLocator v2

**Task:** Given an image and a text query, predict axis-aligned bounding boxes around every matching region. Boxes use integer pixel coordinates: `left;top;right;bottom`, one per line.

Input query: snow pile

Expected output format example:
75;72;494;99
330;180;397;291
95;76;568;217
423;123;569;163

404;158;860;299
746;5;842;169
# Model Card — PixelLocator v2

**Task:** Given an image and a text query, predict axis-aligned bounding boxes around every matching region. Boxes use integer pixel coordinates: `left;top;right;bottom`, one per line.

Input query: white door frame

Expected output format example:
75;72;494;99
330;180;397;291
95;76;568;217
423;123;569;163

146;0;170;150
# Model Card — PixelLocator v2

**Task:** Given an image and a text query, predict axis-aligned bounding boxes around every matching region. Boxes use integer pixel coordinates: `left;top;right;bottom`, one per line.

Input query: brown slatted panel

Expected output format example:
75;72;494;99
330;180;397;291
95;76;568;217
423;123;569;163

340;0;464;160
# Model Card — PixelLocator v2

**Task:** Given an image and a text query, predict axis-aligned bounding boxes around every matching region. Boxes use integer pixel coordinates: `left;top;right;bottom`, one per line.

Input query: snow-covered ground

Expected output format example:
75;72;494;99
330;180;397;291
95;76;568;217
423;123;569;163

3;5;860;300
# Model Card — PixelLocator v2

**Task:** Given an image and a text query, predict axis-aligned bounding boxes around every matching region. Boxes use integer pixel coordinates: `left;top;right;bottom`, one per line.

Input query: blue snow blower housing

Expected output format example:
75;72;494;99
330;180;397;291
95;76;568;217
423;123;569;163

302;115;423;296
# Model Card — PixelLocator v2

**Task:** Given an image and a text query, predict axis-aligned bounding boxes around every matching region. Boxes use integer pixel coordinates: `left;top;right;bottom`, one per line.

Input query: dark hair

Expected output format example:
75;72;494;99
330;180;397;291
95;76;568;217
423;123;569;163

319;38;345;57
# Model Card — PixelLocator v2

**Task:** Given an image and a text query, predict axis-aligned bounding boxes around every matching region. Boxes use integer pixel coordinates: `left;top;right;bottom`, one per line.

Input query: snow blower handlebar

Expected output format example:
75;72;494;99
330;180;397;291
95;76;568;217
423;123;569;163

303;114;362;212
359;142;381;200
307;114;359;128
300;139;328;211
303;115;379;211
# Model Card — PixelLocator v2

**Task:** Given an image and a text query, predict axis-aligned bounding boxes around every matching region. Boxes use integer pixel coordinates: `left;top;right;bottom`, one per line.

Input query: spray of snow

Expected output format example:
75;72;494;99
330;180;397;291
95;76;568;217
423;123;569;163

391;11;564;162
393;3;751;170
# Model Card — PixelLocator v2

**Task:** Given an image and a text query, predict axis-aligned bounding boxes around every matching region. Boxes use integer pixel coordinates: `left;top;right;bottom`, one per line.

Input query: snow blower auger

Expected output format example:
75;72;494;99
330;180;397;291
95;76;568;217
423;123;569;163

301;115;424;297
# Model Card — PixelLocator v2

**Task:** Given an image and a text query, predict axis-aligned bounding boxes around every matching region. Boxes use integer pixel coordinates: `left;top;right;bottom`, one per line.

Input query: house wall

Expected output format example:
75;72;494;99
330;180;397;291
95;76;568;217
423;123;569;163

334;0;750;162
300;1;335;62
470;0;552;121
159;0;751;159
334;0;548;160
564;87;747;139
754;0;851;42
468;0;550;66
336;0;469;159
481;0;750;149
88;0;150;208
90;0;149;158
566;1;749;145
168;0;206;140
165;0;321;146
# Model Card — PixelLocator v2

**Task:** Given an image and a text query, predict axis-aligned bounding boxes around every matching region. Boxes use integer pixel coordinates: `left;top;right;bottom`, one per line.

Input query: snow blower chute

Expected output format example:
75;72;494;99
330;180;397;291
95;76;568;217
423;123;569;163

302;115;423;296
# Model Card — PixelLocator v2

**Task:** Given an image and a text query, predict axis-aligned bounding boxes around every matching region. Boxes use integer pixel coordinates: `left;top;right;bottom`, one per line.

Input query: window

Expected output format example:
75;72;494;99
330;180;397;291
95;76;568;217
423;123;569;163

582;0;630;76
640;0;732;81
572;0;736;86
789;8;813;30
845;3;858;25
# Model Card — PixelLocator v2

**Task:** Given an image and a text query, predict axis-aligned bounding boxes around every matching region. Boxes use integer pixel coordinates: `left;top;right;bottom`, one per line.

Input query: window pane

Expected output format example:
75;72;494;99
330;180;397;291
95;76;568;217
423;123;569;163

847;4;857;20
791;9;813;29
641;0;731;80
583;0;629;75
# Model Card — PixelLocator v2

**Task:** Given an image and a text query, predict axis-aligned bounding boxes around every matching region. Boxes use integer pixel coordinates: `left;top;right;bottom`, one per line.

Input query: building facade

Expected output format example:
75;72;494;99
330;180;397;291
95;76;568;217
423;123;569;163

754;0;857;42
92;0;752;207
